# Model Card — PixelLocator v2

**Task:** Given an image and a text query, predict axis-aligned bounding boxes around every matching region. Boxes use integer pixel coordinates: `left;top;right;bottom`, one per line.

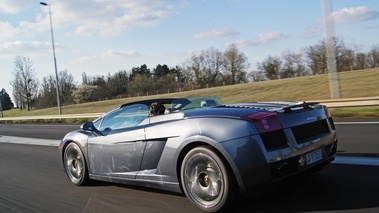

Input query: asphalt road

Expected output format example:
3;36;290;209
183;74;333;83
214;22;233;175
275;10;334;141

0;143;378;213
0;118;378;212
0;124;79;140
333;118;379;156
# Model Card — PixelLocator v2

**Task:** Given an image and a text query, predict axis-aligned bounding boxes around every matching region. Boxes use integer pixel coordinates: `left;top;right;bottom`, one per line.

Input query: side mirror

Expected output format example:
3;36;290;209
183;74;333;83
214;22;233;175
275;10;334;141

81;122;102;136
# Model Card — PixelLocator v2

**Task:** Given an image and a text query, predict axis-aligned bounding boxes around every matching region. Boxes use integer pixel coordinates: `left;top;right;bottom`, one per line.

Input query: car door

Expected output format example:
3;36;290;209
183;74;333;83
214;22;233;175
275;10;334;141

87;104;149;179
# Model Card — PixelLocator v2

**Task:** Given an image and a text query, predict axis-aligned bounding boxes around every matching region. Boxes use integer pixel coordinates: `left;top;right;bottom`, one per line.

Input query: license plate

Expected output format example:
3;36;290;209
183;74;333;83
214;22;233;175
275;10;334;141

306;149;322;165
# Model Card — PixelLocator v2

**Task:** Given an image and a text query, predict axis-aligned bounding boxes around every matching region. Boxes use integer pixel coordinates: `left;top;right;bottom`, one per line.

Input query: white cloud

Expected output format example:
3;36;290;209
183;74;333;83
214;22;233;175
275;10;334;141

19;0;178;37
0;21;29;40
332;6;378;24
0;41;53;56
72;50;141;64
194;28;240;39
0;0;33;14
232;32;288;47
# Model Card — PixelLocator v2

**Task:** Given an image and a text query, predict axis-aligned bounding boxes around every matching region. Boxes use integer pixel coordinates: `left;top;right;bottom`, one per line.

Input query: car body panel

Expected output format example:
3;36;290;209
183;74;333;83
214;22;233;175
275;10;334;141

87;125;147;178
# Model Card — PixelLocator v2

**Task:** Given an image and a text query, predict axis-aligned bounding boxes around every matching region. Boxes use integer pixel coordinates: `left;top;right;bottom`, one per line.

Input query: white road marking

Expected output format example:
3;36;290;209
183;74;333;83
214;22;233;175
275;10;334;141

0;135;60;147
332;156;379;166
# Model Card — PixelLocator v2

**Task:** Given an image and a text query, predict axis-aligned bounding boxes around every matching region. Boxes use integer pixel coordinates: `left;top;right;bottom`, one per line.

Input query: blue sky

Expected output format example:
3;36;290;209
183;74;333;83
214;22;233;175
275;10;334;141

1;0;379;98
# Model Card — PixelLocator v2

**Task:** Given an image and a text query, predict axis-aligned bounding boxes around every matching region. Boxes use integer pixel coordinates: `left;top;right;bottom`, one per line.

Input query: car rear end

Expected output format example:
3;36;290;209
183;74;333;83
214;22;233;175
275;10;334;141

223;101;337;190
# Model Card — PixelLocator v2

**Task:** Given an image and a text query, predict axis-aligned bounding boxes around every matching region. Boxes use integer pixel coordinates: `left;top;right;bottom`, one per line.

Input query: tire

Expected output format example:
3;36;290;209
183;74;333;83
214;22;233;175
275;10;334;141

63;143;89;186
180;146;236;212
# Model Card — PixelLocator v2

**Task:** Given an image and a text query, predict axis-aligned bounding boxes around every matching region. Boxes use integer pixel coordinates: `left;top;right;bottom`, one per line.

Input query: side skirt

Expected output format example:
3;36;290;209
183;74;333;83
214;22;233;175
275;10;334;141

89;174;182;194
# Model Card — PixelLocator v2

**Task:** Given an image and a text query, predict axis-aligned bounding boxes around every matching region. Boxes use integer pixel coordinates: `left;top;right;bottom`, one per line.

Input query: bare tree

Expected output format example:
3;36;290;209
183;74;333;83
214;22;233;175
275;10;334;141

354;52;368;70
11;56;39;111
281;50;307;78
59;70;76;104
304;43;327;75
36;75;56;108
305;37;354;74
257;56;282;80
202;47;224;86
248;70;266;82
223;44;249;84
368;45;379;68
11;76;22;109
189;54;205;88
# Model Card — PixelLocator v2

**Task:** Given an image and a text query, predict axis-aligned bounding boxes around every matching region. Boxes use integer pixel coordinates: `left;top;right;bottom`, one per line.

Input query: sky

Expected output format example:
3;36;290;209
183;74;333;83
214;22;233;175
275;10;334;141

1;0;379;99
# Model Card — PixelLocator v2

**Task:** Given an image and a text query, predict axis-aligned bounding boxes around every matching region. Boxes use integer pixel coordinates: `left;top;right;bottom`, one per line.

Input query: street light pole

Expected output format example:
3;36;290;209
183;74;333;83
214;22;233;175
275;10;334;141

40;2;62;115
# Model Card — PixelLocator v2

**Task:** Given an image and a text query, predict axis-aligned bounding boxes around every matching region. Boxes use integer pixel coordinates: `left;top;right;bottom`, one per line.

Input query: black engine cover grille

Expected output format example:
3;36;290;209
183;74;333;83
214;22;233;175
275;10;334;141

291;119;330;144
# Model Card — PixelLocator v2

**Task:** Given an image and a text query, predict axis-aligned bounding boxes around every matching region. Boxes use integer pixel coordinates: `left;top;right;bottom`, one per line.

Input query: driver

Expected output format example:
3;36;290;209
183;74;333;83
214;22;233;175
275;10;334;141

149;102;166;116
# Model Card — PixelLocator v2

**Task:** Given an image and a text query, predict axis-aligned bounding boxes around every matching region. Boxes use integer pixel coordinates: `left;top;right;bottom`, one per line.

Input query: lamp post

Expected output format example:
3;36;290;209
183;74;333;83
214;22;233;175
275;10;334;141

40;2;62;115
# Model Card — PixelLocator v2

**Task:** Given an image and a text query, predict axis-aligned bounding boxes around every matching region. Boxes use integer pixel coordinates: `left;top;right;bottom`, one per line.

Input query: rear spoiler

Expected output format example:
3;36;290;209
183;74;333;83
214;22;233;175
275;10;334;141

281;102;321;113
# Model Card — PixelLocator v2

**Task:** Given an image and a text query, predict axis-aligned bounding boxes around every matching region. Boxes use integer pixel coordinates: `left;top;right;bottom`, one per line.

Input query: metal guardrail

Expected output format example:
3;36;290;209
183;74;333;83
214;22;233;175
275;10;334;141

0;97;378;121
0;113;103;121
315;96;379;108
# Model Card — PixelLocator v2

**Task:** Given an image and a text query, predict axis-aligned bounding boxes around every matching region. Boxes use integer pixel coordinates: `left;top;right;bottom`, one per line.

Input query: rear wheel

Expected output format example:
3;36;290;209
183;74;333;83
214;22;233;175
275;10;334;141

180;146;236;212
64;143;89;186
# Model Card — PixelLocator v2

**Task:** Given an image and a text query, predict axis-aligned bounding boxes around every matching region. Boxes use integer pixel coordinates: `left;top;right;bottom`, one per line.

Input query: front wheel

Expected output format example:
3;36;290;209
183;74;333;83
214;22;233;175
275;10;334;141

63;143;89;186
180;146;236;212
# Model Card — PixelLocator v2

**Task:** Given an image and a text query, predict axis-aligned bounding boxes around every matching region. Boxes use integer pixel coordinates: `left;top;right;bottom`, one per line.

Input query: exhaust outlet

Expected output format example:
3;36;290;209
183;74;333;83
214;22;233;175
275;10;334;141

277;162;289;175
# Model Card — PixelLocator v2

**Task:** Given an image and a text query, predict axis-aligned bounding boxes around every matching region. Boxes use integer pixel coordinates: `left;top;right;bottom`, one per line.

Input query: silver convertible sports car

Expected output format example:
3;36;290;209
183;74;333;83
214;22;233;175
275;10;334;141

58;96;337;212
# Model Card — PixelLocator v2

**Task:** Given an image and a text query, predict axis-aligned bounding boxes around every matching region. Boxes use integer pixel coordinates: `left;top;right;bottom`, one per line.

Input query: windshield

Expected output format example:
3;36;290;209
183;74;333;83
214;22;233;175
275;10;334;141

171;96;222;111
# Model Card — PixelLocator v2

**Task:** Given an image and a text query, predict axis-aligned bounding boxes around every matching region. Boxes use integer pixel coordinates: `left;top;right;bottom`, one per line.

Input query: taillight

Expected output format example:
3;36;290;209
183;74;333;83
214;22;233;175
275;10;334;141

247;112;283;134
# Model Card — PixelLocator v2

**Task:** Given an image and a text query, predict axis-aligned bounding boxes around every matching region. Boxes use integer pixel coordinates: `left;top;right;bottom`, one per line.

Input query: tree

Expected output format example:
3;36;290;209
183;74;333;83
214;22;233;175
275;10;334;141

223;44;249;84
354;52;368;70
35;75;57;108
181;47;225;88
304;42;327;75
129;64;151;80
11;56;39;111
106;70;129;98
59;70;76;104
305;37;354;74
189;54;205;88
257;56;282;80
368;45;379;68
82;72;89;85
248;70;265;82
127;74;153;96
71;84;98;104
83;74;107;101
0;89;14;110
199;47;224;86
281;50;307;78
154;64;171;79
34;70;76;109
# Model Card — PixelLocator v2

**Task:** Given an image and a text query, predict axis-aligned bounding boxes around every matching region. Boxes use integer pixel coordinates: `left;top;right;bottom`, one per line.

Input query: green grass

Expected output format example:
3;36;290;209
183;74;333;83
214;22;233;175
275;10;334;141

329;106;379;118
2;68;379;122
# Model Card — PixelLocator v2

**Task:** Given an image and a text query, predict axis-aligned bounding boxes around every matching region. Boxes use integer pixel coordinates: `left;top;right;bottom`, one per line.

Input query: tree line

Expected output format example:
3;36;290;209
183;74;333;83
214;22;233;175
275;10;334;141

254;38;379;80
5;38;379;111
